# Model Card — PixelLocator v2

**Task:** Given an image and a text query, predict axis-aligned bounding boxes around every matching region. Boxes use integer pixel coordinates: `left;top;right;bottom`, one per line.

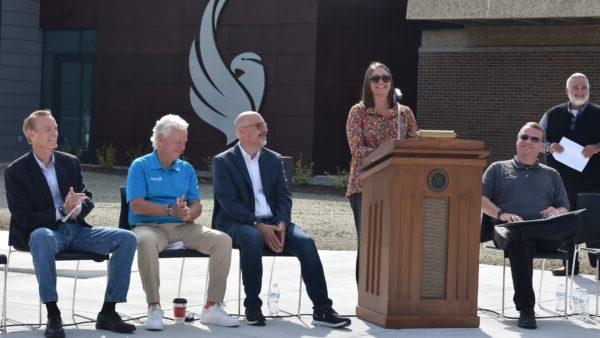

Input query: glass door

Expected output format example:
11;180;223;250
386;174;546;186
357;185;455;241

52;54;95;162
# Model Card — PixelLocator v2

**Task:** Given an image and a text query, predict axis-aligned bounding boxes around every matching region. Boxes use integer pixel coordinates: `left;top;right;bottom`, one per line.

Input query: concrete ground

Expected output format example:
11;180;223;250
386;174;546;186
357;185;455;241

0;231;599;337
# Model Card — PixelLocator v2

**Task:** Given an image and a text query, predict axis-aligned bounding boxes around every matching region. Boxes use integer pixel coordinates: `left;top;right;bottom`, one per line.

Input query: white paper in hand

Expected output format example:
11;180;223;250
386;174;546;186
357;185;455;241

552;137;590;172
61;203;81;223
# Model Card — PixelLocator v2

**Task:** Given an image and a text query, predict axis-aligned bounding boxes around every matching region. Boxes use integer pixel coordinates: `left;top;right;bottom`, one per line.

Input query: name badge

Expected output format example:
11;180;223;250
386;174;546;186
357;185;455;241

150;177;163;182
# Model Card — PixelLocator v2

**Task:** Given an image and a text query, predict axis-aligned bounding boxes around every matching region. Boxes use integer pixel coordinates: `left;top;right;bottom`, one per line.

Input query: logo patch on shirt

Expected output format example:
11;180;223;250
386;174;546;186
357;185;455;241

504;169;517;178
150;177;163;182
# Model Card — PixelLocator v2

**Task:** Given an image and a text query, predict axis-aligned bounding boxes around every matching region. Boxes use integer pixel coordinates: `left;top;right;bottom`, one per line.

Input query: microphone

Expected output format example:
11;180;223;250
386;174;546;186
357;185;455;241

393;88;403;104
394;88;404;139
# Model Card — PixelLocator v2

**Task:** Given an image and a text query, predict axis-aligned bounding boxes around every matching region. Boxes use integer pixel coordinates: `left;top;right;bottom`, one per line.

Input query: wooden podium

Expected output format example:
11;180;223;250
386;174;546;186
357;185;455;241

356;139;489;328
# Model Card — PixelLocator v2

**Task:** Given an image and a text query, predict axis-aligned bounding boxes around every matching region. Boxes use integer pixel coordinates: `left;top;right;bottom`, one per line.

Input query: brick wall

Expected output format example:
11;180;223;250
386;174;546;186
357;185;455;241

417;47;600;165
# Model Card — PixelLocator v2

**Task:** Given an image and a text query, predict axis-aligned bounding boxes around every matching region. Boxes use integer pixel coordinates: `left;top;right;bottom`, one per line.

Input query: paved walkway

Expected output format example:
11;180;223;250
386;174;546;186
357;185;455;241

1;230;599;337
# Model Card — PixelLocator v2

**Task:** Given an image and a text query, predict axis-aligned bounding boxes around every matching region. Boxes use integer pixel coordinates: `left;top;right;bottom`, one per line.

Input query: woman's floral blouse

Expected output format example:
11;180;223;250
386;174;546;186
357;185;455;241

345;102;418;197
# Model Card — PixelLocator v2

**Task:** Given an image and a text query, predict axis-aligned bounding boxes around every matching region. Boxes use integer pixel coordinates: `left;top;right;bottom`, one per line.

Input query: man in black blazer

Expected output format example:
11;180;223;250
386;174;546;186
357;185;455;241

4;110;137;338
212;111;350;328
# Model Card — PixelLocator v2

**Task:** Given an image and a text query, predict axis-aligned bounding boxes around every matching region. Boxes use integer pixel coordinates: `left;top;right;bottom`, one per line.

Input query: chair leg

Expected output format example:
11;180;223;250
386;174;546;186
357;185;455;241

297;273;302;318
237;256;242;317
564;260;569;318
267;256;276;314
177;258;186;299
538;259;546;308
2;252;9;332
71;260;80;327
501;258;506;319
596;257;599;317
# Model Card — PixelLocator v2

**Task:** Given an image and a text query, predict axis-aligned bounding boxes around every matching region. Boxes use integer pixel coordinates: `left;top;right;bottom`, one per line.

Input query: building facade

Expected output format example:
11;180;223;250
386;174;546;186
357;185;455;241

0;0;421;172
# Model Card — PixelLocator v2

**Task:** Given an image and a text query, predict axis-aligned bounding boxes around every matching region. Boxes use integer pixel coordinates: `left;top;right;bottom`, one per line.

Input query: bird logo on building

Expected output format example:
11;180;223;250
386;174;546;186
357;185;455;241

189;0;266;144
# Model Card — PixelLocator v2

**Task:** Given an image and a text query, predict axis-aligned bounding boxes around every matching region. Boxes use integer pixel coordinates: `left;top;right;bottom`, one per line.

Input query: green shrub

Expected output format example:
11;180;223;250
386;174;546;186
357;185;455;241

125;144;152;164
96;143;116;168
293;157;313;186
332;167;349;190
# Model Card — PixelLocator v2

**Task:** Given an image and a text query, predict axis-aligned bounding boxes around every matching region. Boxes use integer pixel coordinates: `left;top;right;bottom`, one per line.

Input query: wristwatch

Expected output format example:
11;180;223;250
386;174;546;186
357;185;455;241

496;209;504;219
58;206;67;217
166;205;174;216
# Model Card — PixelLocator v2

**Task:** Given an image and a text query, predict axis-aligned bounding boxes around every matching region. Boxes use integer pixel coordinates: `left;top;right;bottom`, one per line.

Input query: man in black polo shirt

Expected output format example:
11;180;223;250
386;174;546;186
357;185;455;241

482;122;576;329
539;73;600;276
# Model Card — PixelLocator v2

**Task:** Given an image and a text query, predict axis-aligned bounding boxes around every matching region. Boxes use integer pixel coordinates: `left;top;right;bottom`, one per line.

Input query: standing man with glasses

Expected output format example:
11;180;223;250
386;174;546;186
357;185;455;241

539;73;600;276
482;122;577;329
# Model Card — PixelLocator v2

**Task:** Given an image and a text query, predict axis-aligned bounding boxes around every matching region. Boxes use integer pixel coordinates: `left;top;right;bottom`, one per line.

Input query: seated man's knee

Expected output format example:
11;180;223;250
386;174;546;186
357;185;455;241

28;228;57;251
214;231;232;250
121;230;138;249
135;229;159;252
238;227;263;250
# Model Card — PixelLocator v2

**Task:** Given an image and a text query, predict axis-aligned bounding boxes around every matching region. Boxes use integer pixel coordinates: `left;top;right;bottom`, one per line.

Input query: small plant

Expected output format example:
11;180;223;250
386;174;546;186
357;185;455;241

125;144;152;163
203;156;213;175
332;167;349;190
96;143;116;168
293;156;313;186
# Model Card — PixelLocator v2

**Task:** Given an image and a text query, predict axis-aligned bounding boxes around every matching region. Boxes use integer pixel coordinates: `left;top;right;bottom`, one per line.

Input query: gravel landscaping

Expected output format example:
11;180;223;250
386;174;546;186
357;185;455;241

0;167;595;275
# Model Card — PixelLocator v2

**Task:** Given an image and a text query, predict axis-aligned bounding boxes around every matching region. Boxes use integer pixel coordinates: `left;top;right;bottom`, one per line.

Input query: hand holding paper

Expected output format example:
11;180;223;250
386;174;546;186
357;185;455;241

551;137;590;172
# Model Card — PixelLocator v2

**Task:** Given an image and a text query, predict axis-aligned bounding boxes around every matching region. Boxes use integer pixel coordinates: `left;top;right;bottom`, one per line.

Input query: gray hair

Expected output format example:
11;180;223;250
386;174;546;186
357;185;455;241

150;114;189;149
566;73;590;88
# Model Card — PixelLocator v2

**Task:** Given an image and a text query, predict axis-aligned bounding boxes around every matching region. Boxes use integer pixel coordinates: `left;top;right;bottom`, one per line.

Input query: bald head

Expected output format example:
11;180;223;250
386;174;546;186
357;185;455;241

234;111;268;154
234;111;262;133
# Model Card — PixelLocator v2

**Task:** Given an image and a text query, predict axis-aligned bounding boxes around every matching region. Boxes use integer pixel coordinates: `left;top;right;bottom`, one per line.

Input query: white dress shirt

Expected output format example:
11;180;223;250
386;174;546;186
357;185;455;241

33;153;64;221
240;146;273;219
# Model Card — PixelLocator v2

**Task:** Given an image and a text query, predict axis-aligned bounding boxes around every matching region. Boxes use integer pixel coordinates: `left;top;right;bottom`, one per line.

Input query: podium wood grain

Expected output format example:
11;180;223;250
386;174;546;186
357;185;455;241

356;139;489;328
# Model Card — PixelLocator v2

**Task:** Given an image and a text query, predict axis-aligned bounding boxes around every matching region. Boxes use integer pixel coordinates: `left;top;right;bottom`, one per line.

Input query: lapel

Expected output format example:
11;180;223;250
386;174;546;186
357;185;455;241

53;152;69;198
25;151;54;206
258;150;270;200
232;144;253;193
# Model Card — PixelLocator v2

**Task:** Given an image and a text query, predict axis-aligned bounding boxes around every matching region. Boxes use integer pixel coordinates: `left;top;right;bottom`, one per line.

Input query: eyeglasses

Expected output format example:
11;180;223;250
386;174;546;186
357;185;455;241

242;122;268;131
519;134;541;143
369;75;391;83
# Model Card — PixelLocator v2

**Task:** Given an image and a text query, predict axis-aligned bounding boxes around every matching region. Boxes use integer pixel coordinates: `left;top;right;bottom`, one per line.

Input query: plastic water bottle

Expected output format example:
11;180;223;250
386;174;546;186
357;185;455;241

579;289;589;318
555;283;565;312
268;283;280;316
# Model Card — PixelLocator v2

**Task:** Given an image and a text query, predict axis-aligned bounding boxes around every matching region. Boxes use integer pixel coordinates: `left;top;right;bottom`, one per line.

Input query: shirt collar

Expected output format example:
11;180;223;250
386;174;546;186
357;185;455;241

512;156;540;170
366;104;398;118
149;150;182;171
568;101;588;116
239;144;261;162
33;152;55;170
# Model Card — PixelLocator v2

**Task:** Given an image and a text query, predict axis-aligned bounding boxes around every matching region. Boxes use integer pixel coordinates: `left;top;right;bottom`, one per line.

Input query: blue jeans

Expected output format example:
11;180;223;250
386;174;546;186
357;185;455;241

219;221;333;313
28;223;137;303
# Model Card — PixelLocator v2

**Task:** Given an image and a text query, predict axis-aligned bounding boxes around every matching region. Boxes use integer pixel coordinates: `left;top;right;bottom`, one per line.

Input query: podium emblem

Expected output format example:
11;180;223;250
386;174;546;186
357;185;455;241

428;169;448;192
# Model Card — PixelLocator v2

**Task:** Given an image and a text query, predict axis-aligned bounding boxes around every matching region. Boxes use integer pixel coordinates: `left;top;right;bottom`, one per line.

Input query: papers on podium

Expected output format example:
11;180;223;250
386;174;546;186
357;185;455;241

495;209;586;228
552;137;590;172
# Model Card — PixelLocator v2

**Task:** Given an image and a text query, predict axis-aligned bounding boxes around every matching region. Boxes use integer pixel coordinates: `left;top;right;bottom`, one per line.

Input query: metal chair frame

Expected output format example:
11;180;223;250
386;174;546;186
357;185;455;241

235;250;303;318
2;246;109;329
569;193;600;320
484;244;570;319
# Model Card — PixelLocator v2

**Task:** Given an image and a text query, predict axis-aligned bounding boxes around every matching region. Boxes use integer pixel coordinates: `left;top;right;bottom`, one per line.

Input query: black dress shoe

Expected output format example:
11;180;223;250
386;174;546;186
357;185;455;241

517;309;537;329
552;266;579;276
244;307;265;326
96;311;136;333
45;315;65;338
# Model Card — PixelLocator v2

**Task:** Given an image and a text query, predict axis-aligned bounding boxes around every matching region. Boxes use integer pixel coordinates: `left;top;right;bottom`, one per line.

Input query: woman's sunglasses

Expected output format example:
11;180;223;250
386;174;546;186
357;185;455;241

519;134;541;143
369;75;391;83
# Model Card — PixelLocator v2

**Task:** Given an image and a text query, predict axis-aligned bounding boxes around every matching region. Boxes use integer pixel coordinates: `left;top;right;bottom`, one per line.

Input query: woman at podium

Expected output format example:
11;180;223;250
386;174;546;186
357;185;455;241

345;61;418;283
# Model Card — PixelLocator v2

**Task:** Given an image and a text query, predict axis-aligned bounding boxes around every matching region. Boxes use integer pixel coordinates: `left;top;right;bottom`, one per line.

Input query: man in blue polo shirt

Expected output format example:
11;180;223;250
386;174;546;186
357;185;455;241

126;114;238;330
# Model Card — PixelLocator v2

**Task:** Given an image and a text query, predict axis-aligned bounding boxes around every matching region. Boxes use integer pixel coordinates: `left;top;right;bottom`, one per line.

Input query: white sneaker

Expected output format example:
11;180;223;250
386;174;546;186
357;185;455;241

199;304;240;327
143;305;164;331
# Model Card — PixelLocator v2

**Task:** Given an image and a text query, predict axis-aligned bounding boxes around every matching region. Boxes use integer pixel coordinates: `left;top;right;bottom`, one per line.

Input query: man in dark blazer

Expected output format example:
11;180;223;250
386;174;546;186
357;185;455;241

4;110;137;338
212;111;350;328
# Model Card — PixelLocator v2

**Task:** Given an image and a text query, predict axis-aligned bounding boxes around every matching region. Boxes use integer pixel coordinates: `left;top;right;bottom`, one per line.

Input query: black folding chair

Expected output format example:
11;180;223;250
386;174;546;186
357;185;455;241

570;193;600;317
480;214;572;318
119;187;209;300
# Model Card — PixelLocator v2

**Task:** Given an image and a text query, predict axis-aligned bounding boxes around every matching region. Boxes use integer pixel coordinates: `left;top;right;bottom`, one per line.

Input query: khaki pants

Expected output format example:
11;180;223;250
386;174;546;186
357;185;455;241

133;222;232;304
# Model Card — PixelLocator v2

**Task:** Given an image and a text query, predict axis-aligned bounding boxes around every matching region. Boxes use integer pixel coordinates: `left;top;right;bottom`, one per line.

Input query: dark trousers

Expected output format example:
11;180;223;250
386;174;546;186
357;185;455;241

496;215;579;311
219;221;333;313
348;193;362;284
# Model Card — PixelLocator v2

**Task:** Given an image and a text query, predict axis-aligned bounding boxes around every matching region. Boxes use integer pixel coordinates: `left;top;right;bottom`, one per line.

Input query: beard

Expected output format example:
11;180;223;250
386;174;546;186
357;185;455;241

569;93;589;107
